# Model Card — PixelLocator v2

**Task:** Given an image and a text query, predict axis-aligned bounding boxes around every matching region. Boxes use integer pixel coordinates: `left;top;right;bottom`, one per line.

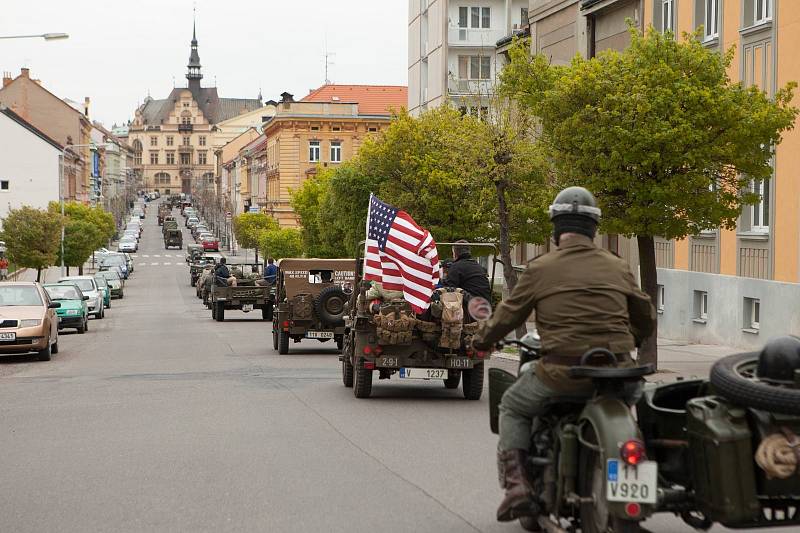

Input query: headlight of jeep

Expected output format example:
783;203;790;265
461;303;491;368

19;319;42;327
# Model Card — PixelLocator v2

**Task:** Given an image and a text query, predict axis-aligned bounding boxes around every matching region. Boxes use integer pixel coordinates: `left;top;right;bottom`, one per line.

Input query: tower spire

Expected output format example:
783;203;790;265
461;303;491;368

187;8;202;89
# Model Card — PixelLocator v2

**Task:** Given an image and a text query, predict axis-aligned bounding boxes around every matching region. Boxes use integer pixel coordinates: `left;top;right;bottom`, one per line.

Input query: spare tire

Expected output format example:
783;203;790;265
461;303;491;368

315;286;348;326
710;352;800;415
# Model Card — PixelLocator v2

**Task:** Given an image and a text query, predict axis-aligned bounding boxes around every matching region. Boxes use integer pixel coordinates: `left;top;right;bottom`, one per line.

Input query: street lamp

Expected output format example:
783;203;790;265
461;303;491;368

60;142;111;277
0;33;69;41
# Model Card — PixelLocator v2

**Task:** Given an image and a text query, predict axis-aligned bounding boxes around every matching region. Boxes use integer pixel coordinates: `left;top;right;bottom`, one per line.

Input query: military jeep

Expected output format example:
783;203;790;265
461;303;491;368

210;263;273;321
340;242;499;400
272;259;355;355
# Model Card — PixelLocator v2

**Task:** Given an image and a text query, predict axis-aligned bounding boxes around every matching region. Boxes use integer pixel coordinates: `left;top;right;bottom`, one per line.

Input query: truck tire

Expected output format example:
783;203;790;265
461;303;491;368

262;305;273;321
710;352;800;415
211;303;217;320
272;329;279;350
462;362;484;400
354;359;373;398
278;330;289;354
315;286;348;326
342;358;354;387
215;302;225;322
444;371;460;389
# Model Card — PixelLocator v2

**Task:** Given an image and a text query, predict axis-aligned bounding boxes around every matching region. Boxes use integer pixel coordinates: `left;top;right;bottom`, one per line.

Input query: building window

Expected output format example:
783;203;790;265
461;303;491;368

150;136;157;146
744;297;761;331
309;141;320;162
368;127;378;132
150;152;159;165
330;141;342;163
657;284;665;312
332;126;341;132
183;136;190;146
310;126;319;131
199;136;206;146
459;55;491;80
755;0;772;24
166;152;175;165
155;172;170;185
703;0;719;41
662;0;674;32
459;6;490;29
694;290;709;321
183;102;190;107
166;136;174;146
180;153;190;165
751;179;769;232
0;180;8;191
181;116;191;125
198;151;207;165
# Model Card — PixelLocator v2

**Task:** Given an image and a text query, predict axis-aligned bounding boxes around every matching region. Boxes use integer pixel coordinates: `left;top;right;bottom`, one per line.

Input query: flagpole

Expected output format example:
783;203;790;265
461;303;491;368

364;193;373;274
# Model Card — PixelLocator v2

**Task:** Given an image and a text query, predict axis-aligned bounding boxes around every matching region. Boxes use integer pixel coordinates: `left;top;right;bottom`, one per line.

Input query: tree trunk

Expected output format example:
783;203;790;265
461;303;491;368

66;266;70;276
36;267;42;282
255;246;259;266
78;265;84;275
496;178;527;339
636;235;659;368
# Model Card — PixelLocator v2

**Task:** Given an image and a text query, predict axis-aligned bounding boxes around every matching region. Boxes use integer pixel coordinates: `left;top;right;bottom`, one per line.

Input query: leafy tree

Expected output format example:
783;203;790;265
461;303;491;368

48;201;115;252
257;227;304;260
290;168;344;258
61;220;103;275
501;29;798;364
1;206;61;281
232;212;275;263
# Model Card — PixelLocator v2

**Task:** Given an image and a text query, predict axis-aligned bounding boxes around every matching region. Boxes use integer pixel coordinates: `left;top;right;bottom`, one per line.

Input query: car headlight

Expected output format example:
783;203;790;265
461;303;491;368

19;319;42;327
65;309;79;316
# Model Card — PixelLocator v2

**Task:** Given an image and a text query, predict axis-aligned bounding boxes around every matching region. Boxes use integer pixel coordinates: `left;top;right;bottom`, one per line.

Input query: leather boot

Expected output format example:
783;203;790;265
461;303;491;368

496;449;536;522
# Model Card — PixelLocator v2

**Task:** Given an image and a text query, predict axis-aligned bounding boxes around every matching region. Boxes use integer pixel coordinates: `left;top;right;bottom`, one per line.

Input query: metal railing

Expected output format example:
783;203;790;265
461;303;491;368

447;78;494;95
448;27;505;47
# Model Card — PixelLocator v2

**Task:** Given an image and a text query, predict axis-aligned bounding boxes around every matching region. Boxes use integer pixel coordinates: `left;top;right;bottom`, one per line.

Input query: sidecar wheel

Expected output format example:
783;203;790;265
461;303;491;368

519;516;542;531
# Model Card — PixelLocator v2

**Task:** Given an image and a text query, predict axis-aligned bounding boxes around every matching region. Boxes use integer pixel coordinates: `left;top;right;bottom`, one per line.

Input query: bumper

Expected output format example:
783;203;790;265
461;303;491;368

58;316;84;329
0;333;48;353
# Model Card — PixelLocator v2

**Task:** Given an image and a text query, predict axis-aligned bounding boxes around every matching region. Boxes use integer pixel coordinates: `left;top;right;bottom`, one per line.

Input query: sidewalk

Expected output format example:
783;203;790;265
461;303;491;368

12;264;98;283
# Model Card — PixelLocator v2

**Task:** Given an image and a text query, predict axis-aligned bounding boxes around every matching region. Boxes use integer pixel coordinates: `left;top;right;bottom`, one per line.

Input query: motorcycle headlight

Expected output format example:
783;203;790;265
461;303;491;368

19;319;42;327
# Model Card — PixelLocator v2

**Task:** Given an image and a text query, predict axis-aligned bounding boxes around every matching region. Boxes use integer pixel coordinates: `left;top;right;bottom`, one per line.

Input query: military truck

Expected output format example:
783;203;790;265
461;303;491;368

271;259;355;355
164;229;182;249
185;244;204;264
189;254;220;286
210;263;273;321
340;242;498;400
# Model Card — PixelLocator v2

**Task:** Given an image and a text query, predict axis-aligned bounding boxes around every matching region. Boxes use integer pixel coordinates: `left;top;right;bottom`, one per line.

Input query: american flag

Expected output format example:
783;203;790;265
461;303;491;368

364;195;440;313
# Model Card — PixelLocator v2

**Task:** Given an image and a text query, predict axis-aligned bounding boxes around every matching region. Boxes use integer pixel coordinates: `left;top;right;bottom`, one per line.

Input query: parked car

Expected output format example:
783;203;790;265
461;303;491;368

95;270;124;299
0;282;60;360
123;253;135;274
99;253;129;280
186;217;199;229
93;276;112;309
58;276;104;319
201;235;220;251
118;238;137;253
43;283;89;333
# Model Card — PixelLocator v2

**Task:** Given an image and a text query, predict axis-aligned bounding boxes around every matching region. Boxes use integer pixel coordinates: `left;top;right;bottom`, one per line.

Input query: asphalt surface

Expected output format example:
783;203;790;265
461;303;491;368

0;207;788;533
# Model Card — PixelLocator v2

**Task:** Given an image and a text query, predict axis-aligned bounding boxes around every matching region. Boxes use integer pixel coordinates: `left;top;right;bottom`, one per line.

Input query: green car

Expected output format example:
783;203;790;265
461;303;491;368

43;283;89;334
95;270;124;299
94;276;112;309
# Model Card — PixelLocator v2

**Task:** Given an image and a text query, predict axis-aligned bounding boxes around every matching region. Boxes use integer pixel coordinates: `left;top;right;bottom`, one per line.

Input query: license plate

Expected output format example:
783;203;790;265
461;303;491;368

606;460;657;504
0;332;15;341
307;331;334;339
399;368;448;380
445;358;473;369
242;304;254;312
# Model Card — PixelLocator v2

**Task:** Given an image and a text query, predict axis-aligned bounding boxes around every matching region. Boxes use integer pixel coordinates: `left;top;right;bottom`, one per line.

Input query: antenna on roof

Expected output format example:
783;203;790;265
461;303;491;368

323;35;335;85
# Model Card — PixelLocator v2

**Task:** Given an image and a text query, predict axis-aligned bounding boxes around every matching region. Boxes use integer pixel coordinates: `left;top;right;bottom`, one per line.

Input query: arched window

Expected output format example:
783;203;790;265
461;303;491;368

132;139;143;165
154;172;171;185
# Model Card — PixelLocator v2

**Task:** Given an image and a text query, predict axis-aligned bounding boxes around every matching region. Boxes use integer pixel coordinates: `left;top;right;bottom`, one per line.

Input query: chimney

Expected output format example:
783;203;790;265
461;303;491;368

84;96;90;117
20;67;30;78
2;71;12;88
280;92;294;103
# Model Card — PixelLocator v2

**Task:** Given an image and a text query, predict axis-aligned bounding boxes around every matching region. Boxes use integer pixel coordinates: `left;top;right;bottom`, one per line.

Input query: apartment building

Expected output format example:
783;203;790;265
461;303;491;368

408;0;530;115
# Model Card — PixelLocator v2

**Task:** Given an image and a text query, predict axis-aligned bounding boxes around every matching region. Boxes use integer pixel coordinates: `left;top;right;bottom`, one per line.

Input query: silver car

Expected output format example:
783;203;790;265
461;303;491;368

58;276;105;319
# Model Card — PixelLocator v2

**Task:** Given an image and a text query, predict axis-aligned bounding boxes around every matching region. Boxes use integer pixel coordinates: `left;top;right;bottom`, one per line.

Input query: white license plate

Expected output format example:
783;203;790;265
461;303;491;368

399;368;448;380
242;304;254;312
0;332;16;341
606;460;657;504
307;331;334;339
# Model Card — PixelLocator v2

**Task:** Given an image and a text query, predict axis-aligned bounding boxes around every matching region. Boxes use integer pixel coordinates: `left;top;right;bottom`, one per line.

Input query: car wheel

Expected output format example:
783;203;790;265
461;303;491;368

51;340;59;354
353;358;373;398
278;329;289;354
444;371;461;389
78;319;86;334
37;343;52;361
106;300;111;309
261;305;273;321
462;362;485;400
272;328;279;350
215;302;225;322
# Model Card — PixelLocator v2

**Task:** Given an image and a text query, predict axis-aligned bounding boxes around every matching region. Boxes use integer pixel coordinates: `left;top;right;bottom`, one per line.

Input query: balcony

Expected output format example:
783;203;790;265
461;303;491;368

178;123;193;133
448;27;505;48
447;79;494;96
178;145;194;154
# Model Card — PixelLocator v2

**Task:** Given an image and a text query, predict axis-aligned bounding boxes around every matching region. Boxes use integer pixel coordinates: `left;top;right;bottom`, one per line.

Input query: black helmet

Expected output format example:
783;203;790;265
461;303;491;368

757;336;800;385
548;187;601;245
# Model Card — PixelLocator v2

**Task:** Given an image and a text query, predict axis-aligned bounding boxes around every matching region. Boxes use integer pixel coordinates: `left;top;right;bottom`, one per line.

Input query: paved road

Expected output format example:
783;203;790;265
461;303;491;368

0;208;785;532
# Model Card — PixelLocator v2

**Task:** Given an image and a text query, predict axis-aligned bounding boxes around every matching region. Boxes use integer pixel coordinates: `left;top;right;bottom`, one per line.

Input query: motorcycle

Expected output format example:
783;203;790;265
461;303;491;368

489;334;800;532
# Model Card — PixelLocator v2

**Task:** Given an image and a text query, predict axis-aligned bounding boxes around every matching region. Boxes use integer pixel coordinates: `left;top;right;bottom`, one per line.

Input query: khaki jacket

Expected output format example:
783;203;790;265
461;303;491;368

476;235;656;390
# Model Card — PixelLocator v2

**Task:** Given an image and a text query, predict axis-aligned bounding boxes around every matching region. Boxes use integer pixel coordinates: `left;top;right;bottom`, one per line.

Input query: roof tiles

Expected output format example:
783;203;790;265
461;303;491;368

300;84;407;116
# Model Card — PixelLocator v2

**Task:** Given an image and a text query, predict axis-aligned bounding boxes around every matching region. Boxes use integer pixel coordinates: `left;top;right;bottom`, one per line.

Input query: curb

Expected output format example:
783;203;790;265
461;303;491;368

8;267;29;281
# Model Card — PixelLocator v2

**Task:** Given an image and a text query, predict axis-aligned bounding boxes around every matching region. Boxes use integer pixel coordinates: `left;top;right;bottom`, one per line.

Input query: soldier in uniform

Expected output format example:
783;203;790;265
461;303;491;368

472;186;656;522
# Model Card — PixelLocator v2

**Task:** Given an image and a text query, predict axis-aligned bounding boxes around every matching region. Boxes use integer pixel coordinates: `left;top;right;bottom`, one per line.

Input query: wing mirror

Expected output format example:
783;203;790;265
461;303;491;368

49;302;61;309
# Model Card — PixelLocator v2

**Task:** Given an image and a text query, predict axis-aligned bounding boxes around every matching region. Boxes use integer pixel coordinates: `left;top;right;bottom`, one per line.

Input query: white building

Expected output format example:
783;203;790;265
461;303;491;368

0;107;62;225
408;0;529;115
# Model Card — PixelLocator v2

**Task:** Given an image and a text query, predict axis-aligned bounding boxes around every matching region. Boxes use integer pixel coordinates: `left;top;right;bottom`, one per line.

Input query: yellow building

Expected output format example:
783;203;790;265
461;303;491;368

261;86;408;227
127;22;262;196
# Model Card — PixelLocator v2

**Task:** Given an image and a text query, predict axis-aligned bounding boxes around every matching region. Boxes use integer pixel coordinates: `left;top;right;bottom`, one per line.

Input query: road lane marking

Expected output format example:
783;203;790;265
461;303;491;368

142;254;150;257
151;262;159;265
163;262;172;265
153;255;161;257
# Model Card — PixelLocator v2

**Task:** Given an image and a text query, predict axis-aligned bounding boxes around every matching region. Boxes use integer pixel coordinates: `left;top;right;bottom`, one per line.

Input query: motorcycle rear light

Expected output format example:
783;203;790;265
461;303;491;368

363;346;372;355
363;361;375;370
625;502;641;517
621;440;646;466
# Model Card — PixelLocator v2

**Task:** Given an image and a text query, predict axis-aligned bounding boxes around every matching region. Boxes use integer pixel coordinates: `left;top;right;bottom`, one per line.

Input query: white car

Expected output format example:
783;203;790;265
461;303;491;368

58;276;105;319
118;239;137;253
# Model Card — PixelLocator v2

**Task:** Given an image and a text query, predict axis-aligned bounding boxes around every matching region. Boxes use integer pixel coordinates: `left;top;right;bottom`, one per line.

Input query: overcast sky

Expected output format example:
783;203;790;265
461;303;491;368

1;0;408;127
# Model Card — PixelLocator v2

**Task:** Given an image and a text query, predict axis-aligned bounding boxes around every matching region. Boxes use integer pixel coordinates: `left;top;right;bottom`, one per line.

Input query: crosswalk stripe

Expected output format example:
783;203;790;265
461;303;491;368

151;262;158;265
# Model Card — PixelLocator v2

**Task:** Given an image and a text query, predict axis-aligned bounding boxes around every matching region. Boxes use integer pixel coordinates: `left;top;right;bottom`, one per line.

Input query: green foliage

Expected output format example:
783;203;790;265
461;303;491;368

257;227;304;260
500;28;798;239
62;220;103;267
1;206;61;271
47;201;114;249
232;212;276;249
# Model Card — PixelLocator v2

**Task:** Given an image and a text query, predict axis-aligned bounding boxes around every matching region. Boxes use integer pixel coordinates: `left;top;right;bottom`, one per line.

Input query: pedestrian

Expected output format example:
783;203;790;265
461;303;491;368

0;257;8;281
264;258;278;285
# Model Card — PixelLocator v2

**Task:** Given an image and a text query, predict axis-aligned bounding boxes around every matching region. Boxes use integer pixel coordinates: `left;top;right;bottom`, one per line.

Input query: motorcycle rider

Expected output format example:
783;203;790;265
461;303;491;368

472;186;656;522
